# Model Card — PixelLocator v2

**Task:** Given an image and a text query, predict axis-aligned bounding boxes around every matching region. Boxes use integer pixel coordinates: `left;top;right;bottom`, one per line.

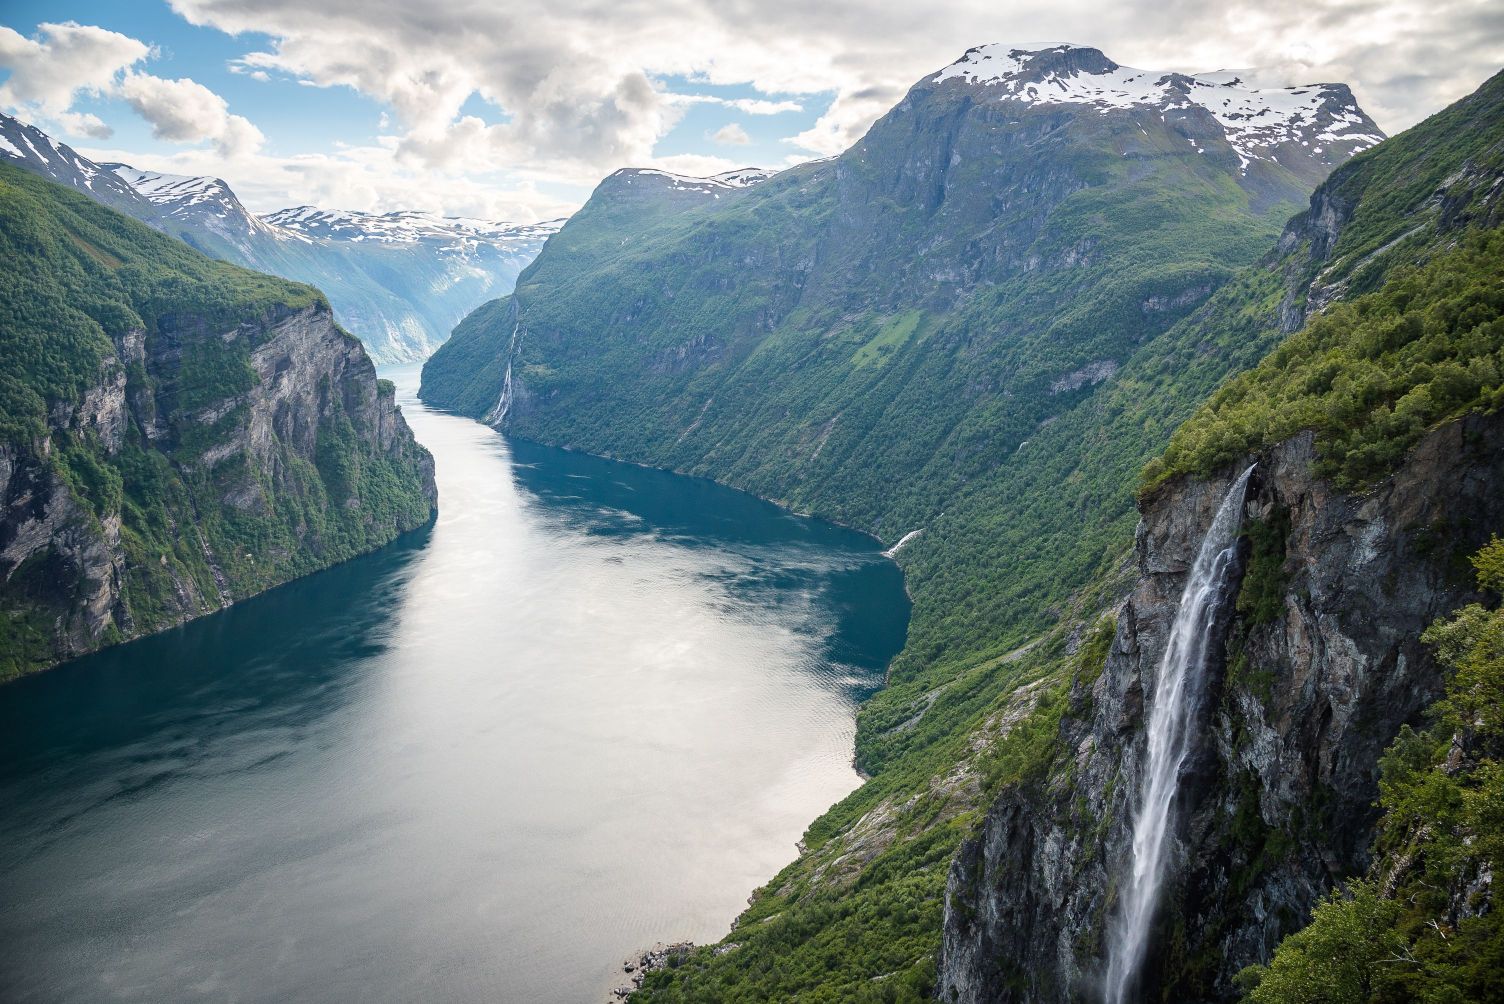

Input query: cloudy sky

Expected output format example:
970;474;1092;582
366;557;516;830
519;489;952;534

2;0;1501;223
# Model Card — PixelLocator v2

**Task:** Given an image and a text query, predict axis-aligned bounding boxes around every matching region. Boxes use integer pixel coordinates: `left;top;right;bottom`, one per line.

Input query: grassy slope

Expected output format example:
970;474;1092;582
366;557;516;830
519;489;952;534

0;163;433;678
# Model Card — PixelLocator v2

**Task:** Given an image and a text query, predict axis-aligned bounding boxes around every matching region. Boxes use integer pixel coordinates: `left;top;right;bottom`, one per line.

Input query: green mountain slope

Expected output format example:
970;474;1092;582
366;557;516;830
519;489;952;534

613;69;1504;1002
0;162;436;679
423;46;1381;672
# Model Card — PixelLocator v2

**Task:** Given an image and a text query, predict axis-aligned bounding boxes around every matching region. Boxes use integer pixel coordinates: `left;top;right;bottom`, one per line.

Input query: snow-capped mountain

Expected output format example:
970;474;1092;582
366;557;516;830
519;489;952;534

0;111;564;362
932;44;1384;180
0;114;151;216
264;206;564;251
103;164;285;255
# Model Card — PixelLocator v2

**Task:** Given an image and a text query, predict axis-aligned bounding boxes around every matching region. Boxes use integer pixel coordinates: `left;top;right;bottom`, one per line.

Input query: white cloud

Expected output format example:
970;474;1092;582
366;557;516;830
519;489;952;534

0;20;264;155
723;97;804;115
55;110;113;139
674;94;804;115
711;123;751;145
791;84;905;156
162;0;1502;186
118;71;264;156
0;21;151;137
7;2;1501;223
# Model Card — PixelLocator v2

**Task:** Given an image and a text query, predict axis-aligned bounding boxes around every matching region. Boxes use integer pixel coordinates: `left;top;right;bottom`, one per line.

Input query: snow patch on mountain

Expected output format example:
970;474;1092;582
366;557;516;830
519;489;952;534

103;162;281;248
108;166;230;205
933;43;1384;172
263;206;564;251
0;113;142;203
622;167;774;195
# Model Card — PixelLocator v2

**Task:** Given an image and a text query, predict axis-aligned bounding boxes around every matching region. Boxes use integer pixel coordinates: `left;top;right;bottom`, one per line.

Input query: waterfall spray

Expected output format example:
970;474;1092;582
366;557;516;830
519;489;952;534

1103;464;1255;1004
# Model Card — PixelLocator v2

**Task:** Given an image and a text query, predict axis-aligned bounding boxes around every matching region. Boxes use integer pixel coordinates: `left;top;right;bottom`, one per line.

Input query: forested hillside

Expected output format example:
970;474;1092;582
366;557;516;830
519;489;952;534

0;162;436;678
419;46;1504;1002
938;142;1504;999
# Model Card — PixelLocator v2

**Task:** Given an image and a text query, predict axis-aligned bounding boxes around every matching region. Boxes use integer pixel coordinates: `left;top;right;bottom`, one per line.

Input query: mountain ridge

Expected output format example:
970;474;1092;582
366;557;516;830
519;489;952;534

0;111;561;362
930;43;1382;182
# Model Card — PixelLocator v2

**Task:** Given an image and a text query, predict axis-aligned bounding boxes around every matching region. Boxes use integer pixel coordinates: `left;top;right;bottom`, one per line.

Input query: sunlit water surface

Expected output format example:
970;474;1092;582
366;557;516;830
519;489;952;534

0;368;909;1002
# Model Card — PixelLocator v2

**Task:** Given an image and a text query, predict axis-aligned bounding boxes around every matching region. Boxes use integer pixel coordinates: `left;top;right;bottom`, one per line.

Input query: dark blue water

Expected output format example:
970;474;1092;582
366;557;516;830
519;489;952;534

0;371;909;1003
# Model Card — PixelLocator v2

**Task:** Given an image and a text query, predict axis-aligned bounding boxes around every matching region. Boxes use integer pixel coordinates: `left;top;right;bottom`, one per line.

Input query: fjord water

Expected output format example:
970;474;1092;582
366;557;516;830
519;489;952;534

0;368;908;1003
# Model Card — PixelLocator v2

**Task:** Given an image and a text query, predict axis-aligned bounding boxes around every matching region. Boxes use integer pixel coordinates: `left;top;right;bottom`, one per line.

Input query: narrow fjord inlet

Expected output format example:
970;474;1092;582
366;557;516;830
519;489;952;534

0;372;909;1002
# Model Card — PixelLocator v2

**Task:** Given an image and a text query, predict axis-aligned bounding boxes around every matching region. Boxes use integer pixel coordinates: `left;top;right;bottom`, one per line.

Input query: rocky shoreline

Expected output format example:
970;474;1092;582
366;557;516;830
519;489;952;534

609;943;695;1000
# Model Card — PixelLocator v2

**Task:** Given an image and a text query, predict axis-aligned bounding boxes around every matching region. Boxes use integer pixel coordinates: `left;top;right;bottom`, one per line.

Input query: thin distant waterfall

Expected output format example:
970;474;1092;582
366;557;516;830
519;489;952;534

484;319;524;426
1103;464;1255;1004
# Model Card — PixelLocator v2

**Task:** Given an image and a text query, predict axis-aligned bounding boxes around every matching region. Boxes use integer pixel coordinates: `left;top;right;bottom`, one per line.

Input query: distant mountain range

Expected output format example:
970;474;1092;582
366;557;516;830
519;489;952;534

0;112;568;362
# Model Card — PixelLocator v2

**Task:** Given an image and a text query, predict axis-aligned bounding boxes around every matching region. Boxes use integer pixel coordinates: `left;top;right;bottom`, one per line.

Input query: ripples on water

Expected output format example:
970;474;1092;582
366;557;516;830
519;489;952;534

0;370;909;1003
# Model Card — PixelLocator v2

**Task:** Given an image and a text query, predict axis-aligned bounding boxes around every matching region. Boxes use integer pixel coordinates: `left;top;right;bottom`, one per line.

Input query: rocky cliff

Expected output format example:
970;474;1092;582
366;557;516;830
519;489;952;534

939;408;1504;1001
0;163;436;679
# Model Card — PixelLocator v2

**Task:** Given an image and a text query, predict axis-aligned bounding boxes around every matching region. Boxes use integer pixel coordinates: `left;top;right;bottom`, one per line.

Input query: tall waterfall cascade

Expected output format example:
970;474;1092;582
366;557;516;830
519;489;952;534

484;319;524;426
1103;464;1256;1003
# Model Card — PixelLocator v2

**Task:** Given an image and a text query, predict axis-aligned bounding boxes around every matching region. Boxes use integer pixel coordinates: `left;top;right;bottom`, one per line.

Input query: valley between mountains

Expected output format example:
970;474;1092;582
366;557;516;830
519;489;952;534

3;36;1503;1004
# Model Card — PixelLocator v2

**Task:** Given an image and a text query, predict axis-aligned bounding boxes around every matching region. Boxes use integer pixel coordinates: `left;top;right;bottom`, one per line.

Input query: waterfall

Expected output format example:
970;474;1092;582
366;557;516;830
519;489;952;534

484;319;523;426
1103;464;1255;1004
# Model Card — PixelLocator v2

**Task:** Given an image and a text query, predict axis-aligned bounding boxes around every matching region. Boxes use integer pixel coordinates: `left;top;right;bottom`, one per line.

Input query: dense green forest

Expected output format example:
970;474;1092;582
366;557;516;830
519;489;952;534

1147;229;1504;490
0;163;434;677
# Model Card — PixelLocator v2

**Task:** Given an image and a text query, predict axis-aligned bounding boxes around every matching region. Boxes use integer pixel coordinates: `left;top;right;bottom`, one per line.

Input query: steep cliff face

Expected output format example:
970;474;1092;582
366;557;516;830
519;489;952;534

0;163;435;679
939;408;1504;1001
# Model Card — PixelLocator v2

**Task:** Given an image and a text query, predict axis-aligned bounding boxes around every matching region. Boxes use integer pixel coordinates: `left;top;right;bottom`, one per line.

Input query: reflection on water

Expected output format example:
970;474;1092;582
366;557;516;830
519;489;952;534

0;368;909;1003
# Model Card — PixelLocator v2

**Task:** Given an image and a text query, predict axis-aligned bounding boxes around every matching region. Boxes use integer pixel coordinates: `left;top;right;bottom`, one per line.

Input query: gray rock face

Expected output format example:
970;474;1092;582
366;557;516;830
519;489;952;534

0;303;435;673
938;410;1504;1002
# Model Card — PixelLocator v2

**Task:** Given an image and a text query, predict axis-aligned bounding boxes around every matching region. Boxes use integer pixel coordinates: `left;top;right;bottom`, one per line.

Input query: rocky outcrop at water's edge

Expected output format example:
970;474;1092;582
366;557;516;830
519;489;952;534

0;302;436;677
